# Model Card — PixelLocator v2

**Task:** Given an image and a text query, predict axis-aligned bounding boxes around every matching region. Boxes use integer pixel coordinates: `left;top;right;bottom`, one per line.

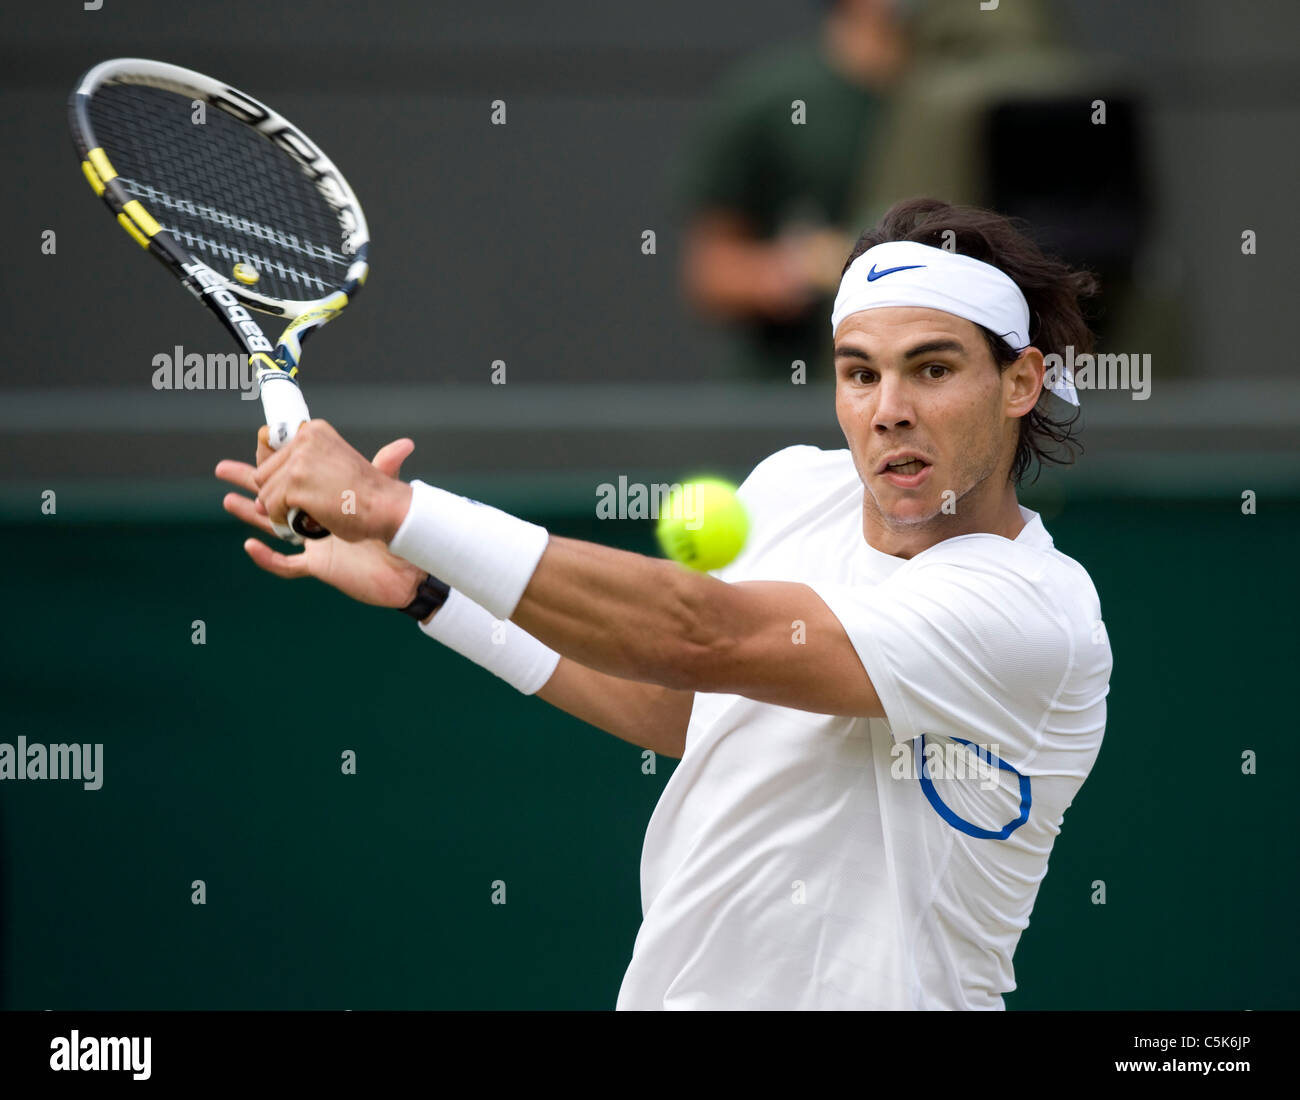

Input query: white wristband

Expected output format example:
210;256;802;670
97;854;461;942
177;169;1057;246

388;480;551;621
419;588;560;695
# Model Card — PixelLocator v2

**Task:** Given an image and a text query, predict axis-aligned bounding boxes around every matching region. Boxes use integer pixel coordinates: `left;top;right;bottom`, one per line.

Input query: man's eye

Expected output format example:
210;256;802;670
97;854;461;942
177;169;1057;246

924;364;950;379
851;369;875;384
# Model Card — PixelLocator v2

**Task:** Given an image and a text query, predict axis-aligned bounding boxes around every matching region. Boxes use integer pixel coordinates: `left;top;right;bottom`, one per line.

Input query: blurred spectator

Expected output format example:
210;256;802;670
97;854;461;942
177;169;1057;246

674;0;909;381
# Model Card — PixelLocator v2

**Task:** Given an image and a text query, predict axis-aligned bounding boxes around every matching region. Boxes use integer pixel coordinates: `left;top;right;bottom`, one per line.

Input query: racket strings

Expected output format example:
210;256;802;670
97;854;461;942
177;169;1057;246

87;82;350;303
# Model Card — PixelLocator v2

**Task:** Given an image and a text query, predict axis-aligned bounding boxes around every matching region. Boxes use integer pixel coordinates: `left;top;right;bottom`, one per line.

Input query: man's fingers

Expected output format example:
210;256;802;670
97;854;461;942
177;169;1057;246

256;424;273;466
214;459;259;493
371;437;415;478
222;491;277;537
250;428;299;488
243;537;311;579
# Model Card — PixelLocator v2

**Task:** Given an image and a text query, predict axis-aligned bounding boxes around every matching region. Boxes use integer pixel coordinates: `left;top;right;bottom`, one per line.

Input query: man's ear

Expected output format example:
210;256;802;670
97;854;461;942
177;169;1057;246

1004;347;1045;418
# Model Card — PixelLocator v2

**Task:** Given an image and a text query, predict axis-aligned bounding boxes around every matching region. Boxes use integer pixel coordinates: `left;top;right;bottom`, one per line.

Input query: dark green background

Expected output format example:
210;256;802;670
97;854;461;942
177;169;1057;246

1;491;1295;1009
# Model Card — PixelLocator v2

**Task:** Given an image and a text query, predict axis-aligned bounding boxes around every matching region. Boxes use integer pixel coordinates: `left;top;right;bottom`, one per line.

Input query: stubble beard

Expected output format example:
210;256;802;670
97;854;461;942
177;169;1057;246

863;444;1002;537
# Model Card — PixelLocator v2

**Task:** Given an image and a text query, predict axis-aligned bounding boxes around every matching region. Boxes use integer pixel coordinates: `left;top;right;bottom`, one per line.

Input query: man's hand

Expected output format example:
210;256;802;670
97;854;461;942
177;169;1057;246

246;419;414;543
215;427;425;610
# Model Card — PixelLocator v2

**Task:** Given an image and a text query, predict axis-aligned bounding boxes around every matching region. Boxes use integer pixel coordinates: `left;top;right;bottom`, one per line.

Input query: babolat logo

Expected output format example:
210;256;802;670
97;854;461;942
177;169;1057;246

182;261;272;352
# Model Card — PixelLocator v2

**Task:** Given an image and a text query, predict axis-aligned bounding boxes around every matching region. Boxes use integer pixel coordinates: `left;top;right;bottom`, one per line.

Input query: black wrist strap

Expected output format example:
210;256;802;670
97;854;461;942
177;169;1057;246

400;573;452;620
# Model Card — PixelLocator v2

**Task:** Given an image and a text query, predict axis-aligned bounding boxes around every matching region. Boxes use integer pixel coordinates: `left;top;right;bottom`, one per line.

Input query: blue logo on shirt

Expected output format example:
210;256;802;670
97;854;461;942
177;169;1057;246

917;735;1031;840
866;263;925;281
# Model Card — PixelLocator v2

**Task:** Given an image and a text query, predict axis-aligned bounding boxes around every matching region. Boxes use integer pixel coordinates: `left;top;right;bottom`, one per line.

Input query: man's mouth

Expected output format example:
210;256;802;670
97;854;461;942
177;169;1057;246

877;454;933;488
885;458;927;476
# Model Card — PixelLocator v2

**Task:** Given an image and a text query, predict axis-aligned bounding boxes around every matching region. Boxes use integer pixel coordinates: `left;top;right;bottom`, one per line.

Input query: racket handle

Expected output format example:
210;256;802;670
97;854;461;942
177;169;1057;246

259;372;330;542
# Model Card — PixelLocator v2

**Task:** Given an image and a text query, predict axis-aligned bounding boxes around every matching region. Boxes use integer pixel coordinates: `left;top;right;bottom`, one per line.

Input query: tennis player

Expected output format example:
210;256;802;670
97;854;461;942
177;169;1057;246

216;197;1112;1010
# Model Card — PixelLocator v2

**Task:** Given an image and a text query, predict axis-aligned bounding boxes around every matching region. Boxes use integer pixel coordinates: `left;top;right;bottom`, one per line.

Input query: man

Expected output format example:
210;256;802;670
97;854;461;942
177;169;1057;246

216;197;1112;1010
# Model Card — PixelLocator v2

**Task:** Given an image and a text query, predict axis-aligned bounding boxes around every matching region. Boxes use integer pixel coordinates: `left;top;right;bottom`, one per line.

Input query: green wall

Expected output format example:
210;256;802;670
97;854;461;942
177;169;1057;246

1;495;1295;1008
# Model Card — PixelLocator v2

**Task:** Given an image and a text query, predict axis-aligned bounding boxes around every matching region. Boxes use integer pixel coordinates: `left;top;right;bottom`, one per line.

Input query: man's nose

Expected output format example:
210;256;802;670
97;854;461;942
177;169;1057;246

871;374;914;431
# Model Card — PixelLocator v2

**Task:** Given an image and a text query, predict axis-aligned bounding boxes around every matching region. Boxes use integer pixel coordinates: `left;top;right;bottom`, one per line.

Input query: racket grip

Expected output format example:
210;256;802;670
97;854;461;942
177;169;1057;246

259;372;330;542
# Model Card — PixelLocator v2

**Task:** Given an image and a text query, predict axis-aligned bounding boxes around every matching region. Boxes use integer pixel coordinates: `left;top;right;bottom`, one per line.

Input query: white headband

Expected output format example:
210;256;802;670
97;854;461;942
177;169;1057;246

831;241;1079;406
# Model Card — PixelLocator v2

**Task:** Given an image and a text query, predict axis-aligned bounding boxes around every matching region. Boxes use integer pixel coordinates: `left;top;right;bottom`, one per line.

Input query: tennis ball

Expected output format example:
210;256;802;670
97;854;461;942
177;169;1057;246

656;478;749;572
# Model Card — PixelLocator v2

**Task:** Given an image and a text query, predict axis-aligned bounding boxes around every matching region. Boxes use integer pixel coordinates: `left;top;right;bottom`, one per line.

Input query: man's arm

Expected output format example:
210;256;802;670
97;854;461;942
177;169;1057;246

244;423;883;719
682;212;851;323
217;431;696;756
682;211;815;322
535;658;695;760
512;535;885;719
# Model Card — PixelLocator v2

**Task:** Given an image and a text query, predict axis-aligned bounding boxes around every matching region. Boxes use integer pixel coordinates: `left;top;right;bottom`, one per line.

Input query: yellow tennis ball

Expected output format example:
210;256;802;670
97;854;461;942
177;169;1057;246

656;478;749;571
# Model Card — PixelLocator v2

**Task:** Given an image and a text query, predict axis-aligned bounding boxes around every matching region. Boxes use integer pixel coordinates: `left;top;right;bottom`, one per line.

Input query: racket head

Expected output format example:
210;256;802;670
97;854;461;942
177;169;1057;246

69;58;369;350
69;58;366;544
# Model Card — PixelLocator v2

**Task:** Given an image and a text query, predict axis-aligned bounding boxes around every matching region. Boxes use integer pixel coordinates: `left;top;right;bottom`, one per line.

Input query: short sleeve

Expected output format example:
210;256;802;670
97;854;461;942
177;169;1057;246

710;446;845;581
809;548;1077;770
732;444;822;506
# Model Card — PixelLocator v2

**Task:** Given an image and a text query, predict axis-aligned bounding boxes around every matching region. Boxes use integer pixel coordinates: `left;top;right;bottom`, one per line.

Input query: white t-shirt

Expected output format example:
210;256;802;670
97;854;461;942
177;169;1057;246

616;445;1112;1010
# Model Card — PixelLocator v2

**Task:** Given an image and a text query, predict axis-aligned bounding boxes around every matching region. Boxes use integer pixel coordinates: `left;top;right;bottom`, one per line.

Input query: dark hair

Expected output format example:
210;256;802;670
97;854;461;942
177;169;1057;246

842;197;1099;485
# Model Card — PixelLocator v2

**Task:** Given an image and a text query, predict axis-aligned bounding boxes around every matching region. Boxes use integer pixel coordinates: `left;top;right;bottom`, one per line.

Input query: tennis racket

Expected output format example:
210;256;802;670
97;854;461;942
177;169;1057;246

69;57;370;542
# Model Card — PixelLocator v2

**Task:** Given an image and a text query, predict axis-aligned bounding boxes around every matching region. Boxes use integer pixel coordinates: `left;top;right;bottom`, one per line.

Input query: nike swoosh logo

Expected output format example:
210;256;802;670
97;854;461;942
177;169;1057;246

866;263;926;281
